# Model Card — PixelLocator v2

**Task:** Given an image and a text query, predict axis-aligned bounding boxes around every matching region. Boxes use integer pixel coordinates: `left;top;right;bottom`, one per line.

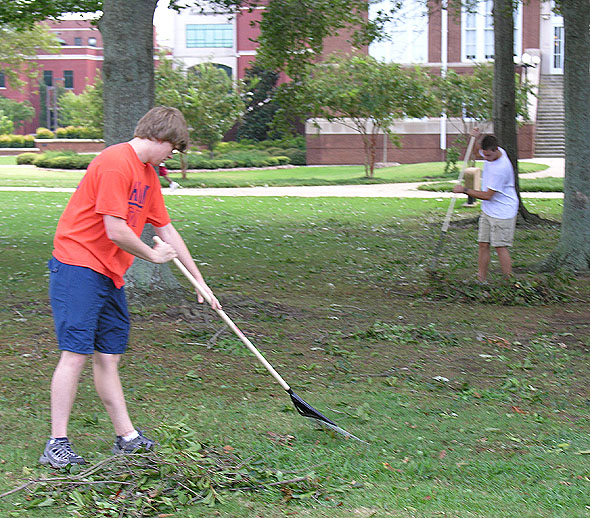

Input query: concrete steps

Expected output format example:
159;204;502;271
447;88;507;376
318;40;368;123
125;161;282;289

534;75;565;158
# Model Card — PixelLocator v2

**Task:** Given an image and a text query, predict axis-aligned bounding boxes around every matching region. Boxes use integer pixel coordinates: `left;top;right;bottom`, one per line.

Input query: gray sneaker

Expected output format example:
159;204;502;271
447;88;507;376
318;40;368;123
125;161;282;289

39;438;86;468
112;430;155;454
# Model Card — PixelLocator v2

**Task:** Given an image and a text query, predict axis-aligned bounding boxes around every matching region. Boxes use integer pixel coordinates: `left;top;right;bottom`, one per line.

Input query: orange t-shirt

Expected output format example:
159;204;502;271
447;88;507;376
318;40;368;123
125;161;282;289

53;142;171;288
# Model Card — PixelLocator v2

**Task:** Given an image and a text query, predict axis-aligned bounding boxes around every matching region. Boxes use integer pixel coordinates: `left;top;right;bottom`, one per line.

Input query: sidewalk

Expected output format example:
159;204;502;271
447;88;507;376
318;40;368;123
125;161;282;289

0;158;564;199
160;158;564;199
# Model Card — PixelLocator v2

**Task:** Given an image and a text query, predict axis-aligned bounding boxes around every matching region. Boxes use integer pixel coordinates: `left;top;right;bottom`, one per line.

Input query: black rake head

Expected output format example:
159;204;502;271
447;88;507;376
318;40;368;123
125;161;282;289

288;389;337;426
288;389;368;444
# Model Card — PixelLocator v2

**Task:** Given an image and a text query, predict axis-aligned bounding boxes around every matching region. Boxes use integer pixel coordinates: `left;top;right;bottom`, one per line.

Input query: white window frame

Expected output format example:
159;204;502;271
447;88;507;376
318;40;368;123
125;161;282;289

462;0;522;62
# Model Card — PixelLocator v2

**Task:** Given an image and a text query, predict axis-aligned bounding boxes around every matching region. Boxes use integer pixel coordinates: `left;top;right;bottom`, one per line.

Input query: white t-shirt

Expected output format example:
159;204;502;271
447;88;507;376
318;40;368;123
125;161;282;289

480;147;519;219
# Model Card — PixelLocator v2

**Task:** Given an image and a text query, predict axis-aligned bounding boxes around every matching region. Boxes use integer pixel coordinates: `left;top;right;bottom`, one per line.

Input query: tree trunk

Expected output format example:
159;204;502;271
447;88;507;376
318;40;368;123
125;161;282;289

123;224;184;304
543;0;590;270
97;1;181;296
98;0;158;147
492;0;539;222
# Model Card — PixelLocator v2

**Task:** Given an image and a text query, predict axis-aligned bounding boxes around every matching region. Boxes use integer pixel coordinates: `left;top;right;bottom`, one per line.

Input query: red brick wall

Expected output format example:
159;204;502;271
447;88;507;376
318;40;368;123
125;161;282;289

35;140;105;153
306;124;536;165
522;1;541;49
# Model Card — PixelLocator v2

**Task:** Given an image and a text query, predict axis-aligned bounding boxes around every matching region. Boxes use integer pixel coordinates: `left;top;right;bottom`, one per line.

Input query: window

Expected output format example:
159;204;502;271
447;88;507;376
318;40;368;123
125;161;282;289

64;70;74;89
464;11;477;60
186;24;233;48
43;70;53;86
368;0;428;64
461;0;522;62
553;26;564;70
484;2;494;59
88;37;97;47
0;71;5;88
74;37;82;46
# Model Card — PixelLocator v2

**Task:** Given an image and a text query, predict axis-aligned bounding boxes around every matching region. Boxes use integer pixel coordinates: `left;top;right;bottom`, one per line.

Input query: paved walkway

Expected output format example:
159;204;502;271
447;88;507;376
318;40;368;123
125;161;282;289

160;158;564;199
0;158;564;199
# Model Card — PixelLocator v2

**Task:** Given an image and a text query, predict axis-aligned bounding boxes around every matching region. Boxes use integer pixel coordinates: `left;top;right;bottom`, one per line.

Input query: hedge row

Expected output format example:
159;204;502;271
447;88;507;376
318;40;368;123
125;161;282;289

164;153;290;170
17;152;96;169
36;126;103;139
17;148;299;170
0;135;36;148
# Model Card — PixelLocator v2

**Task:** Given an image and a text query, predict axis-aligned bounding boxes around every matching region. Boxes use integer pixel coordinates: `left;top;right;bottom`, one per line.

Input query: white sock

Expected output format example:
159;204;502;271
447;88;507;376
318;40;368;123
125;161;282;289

122;430;139;442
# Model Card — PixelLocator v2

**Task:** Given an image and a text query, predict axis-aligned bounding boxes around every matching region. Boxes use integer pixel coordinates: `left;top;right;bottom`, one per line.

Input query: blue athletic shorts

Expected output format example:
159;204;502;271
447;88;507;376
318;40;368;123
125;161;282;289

48;257;130;355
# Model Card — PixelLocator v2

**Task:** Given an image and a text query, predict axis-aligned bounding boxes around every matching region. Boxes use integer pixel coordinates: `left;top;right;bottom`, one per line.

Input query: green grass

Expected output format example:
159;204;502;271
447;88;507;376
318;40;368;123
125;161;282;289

419;176;564;193
1;193;588;518
0;159;548;188
0;155;18;165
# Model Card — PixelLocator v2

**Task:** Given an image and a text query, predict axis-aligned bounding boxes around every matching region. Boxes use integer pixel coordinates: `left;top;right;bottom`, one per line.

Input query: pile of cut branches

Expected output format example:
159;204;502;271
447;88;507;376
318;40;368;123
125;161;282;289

1;422;329;516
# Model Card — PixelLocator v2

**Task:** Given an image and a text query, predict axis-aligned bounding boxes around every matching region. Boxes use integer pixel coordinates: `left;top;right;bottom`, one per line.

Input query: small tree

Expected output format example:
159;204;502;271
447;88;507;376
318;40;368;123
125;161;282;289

155;57;244;155
295;55;438;177
0;110;14;134
236;65;281;142
0;23;59;89
184;63;244;156
0;96;35;131
58;78;104;132
437;63;532;155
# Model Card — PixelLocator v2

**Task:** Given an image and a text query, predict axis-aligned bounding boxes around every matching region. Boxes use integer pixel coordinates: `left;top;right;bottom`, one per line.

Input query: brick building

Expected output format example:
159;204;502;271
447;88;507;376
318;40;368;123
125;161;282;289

1;2;565;163
0;19;104;135
307;0;565;165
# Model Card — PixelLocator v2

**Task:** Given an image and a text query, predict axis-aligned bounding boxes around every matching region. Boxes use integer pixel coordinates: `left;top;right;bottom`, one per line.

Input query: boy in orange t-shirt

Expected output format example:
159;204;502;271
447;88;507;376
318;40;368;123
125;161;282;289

40;107;222;468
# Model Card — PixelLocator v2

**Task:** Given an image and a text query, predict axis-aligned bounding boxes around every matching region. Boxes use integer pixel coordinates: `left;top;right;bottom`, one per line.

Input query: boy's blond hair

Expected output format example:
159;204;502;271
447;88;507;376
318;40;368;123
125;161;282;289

134;106;189;152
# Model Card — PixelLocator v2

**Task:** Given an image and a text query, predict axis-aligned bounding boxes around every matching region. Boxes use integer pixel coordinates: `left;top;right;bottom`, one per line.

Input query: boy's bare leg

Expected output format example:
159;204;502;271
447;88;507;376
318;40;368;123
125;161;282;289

477;242;491;282
50;351;88;438
93;352;134;437
495;246;513;279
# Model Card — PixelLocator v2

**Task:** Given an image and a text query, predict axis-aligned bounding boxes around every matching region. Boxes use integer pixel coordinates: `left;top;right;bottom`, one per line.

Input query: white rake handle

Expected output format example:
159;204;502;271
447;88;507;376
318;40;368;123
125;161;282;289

441;135;476;233
153;236;291;391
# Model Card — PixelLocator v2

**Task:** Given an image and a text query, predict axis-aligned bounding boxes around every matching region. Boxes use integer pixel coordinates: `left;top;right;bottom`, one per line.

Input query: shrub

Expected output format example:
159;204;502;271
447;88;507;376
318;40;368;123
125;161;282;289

9;135;25;148
56;127;71;139
16;152;39;165
0;134;36;148
164;148;294;170
36;127;55;139
78;127;102;139
54;126;102;139
274;156;290;165
32;151;96;169
283;148;306;165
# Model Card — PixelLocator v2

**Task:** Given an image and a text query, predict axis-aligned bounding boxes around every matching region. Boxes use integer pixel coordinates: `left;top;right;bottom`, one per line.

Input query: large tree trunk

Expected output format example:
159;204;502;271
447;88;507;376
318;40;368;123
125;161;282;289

492;0;539;222
98;1;181;296
543;0;590;270
98;0;158;147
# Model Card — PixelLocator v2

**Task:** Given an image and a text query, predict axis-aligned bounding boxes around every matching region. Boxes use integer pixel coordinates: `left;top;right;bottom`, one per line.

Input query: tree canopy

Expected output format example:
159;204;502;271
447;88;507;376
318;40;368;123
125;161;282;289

294;55;438;177
0;23;60;88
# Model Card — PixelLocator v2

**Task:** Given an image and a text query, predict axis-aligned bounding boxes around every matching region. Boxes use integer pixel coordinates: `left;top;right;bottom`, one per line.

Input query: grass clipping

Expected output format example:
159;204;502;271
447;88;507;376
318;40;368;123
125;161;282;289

425;271;572;306
3;423;327;515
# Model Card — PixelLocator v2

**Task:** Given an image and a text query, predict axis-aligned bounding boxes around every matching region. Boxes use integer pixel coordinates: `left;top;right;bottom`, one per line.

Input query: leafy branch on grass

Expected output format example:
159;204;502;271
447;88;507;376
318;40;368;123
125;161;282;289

425;270;573;305
2;422;336;516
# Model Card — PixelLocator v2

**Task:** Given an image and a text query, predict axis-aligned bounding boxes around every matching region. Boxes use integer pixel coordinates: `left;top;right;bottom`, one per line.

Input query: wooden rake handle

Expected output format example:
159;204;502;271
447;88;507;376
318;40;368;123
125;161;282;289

441;135;476;233
153;236;291;391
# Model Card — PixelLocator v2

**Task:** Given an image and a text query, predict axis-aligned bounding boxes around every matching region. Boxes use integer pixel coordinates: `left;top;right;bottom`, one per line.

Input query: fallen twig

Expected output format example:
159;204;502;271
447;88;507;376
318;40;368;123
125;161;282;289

229;475;311;492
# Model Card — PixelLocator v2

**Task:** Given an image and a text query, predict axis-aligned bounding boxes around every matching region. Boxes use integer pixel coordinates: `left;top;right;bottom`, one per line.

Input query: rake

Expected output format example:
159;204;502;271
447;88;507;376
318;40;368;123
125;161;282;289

154;237;365;443
430;135;476;270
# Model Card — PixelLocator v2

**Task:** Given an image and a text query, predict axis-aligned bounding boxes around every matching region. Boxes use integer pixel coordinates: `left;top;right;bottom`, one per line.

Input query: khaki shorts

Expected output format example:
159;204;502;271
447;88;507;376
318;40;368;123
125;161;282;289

478;213;516;247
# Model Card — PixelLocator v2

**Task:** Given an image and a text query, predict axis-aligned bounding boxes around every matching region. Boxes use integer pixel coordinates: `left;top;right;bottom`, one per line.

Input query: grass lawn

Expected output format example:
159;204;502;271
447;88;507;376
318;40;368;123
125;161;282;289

419;176;564;193
0;191;588;517
0;158;548;188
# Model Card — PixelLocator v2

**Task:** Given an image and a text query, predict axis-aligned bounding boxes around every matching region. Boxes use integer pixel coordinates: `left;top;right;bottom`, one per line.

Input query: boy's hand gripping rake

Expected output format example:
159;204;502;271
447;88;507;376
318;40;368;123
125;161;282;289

154;237;365;443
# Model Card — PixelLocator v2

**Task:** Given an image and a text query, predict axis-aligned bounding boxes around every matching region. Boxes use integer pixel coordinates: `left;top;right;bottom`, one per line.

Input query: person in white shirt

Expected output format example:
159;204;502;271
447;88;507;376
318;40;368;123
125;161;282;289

453;129;519;282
